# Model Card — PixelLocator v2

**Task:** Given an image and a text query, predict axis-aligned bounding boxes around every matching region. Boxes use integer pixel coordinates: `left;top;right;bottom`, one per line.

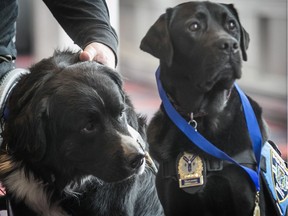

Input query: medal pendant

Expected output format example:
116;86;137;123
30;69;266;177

177;151;205;188
253;192;261;216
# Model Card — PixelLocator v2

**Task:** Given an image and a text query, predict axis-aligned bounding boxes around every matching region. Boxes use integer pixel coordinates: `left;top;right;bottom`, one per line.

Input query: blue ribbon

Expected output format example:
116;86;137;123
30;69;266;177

155;67;262;191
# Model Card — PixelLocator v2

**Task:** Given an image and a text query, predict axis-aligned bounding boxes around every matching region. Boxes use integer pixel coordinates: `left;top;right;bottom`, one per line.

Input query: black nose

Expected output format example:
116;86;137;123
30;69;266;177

217;38;239;54
128;153;145;169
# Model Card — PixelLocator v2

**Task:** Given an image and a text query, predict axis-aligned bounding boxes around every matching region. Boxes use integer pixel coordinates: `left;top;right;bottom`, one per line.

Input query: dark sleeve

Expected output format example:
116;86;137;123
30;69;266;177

43;0;118;59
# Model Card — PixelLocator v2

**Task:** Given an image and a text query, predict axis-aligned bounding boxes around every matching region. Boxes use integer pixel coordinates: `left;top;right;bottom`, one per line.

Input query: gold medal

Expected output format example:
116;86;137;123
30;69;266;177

177;151;205;188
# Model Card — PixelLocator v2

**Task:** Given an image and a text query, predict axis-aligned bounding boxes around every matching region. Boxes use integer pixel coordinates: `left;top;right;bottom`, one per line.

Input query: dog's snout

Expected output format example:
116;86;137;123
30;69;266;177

119;132;146;170
217;38;239;54
128;153;145;169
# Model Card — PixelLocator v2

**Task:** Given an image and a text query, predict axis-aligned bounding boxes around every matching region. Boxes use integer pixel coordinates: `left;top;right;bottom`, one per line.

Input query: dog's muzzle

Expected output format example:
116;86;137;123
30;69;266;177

127;125;158;174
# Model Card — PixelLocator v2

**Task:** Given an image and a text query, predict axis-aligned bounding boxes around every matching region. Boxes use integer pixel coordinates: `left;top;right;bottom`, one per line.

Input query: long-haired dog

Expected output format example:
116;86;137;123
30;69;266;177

140;1;282;216
0;51;163;216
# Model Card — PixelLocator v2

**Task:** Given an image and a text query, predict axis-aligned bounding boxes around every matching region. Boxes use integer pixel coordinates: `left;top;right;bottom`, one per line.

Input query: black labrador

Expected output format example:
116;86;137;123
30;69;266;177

140;1;278;216
0;50;163;216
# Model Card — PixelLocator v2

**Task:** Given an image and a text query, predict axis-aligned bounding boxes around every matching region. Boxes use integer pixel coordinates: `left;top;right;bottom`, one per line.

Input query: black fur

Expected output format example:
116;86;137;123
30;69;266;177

0;50;163;216
140;2;276;216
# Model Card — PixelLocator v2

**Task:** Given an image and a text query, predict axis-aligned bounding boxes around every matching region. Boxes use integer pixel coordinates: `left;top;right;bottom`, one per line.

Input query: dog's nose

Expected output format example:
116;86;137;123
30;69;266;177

217;38;239;54
128;153;145;169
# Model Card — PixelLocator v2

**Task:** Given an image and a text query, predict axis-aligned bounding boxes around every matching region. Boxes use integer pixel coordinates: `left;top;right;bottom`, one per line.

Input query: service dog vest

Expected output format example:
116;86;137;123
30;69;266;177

261;141;288;216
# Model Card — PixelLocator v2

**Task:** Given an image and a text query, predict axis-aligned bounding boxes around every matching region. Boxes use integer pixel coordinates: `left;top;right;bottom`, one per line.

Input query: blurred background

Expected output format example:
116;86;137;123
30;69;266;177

15;0;287;159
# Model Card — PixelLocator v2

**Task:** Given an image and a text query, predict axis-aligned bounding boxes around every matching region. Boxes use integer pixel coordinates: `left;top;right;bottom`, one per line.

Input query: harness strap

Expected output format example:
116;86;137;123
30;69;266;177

0;195;14;216
161;156;256;180
0;68;30;120
161;159;225;179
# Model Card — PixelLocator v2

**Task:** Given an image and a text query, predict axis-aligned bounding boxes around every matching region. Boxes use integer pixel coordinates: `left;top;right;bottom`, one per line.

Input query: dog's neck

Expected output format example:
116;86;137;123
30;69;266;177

159;63;234;134
0;154;69;216
160;65;206;117
163;93;233;136
166;93;208;120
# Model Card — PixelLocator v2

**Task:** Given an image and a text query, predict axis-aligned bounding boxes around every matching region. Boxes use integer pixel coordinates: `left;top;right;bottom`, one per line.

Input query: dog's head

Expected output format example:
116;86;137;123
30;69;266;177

1;51;146;184
140;2;250;116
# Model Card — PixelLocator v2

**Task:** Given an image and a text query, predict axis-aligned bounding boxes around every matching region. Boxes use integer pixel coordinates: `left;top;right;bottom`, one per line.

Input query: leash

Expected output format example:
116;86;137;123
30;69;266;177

155;66;262;191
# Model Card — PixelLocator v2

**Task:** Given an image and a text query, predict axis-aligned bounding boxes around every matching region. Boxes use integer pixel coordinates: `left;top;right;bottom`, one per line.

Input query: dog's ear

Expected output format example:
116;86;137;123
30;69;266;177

223;4;250;61
140;8;174;66
30;98;48;162
104;67;126;100
7;97;48;162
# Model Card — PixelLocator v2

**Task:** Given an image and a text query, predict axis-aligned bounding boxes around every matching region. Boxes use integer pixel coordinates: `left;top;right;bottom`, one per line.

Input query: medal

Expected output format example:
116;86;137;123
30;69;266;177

177;151;206;193
253;192;261;216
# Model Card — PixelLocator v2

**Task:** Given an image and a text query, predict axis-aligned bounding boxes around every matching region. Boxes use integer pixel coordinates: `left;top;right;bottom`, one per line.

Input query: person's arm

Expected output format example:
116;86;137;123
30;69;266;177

43;0;118;67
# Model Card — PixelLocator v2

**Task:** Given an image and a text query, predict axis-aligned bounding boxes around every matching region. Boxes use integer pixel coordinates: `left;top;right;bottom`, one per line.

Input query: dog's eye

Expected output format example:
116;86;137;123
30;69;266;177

82;122;97;133
118;109;125;120
189;22;201;31
227;20;237;31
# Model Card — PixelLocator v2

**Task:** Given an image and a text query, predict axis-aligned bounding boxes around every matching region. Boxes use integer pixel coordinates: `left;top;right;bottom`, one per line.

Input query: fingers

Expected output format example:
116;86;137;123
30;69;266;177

79;42;116;69
79;50;93;61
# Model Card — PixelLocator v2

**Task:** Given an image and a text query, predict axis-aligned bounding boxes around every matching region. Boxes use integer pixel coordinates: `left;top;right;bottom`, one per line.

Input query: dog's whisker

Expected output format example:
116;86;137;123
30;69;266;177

145;152;158;175
94;177;104;186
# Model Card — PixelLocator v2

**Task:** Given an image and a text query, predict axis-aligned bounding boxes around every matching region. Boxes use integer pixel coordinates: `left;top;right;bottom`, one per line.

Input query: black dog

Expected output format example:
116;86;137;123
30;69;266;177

0;51;163;216
140;2;278;216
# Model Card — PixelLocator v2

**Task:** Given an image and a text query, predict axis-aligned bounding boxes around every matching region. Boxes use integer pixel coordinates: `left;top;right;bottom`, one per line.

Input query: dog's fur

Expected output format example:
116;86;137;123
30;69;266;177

0;51;163;216
140;2;277;216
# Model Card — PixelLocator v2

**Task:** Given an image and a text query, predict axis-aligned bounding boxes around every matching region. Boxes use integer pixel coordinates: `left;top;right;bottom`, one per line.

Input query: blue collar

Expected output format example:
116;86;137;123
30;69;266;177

155;67;262;191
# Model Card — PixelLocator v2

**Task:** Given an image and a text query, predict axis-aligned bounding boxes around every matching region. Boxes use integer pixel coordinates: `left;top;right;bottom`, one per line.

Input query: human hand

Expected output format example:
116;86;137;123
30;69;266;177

79;42;116;68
